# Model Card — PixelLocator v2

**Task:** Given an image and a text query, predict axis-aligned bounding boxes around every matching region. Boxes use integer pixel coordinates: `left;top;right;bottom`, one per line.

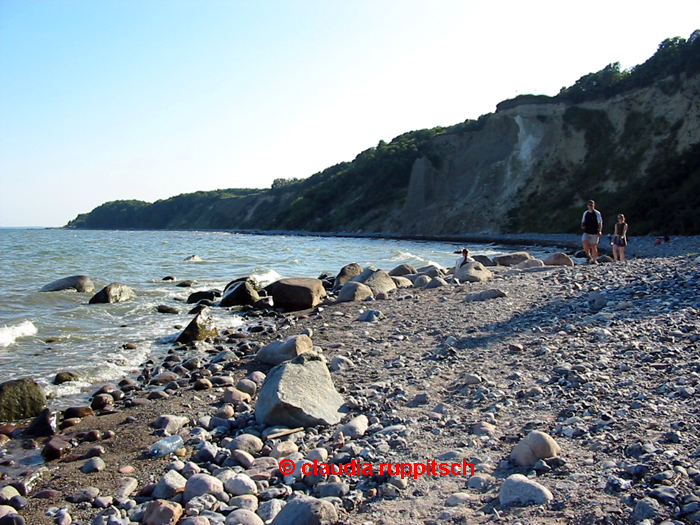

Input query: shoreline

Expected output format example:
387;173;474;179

1;250;700;524
58;226;700;258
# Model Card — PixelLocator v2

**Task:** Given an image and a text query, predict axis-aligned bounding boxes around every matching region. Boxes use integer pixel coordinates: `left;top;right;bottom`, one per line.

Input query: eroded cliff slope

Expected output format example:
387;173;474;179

393;72;700;235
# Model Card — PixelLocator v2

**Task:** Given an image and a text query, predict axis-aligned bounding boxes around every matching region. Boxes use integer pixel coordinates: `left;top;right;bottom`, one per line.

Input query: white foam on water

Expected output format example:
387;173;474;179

0;320;38;347
391;251;419;262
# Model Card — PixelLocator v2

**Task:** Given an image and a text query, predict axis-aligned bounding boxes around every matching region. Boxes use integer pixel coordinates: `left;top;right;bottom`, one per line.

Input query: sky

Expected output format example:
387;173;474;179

1;1;699;227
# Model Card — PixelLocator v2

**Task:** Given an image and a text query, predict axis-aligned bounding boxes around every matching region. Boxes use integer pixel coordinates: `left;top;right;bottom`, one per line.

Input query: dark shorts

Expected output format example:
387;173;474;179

613;235;627;247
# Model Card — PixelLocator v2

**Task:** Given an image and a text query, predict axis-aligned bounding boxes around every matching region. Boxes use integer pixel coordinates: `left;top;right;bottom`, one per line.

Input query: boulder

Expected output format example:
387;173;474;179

514;259;545;269
226;433;264;455
175;310;218;344
388;264;417;276
157;305;179;314
391;276;413;288
225;509;263;525
464;289;507;302
143;499;183;525
0;378;47;422
493;252;533;266
220;281;260;308
152;470;188;500
410;275;430;288
337;282;373;303
255;335;314;366
473;255;495;267
348;267;396;295
88;282;135;304
53;371;79;385
510;430;561;467
263;278;326;312
24;408;56;437
186;290;221;304
415;265;445;278
255;353;344;428
454;262;493;283
39;275;94;293
499;474;553;507
543;252;574;266
269;495;337;525
332;263;363;290
183;473;225;504
425;277;448;289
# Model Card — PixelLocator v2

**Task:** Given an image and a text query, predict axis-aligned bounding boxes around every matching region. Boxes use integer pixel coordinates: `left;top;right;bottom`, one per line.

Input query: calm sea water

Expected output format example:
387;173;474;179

0;228;542;409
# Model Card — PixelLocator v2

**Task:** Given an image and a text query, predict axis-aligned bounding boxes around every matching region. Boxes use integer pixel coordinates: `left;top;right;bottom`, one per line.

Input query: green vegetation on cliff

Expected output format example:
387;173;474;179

67;32;700;236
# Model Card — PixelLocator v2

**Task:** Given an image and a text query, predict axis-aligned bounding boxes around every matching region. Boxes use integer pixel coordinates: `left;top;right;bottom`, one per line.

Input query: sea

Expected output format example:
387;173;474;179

0;228;555;411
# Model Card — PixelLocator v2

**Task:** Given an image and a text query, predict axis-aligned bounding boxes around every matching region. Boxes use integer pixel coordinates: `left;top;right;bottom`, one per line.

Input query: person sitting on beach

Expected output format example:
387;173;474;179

612;214;628;263
454;248;474;271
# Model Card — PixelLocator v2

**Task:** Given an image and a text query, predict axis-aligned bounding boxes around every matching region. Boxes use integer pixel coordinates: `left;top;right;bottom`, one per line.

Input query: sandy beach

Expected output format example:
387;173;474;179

1;236;700;525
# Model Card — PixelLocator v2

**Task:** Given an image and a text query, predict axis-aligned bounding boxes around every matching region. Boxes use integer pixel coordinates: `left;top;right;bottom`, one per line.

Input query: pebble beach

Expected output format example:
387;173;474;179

1;234;700;525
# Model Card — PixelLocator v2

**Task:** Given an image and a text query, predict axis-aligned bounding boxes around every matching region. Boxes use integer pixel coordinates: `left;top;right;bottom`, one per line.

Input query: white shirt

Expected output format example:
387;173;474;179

454;255;475;271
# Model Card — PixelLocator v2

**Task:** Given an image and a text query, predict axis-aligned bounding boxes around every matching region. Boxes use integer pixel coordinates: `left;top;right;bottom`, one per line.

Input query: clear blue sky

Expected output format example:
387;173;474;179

1;0;698;227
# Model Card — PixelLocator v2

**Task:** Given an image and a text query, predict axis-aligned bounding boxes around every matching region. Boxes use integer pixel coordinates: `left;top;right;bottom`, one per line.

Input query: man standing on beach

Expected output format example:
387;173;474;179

581;200;603;264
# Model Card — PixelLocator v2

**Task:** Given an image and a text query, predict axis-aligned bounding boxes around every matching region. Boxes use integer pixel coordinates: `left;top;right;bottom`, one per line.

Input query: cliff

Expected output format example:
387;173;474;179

393;71;700;235
67;33;700;235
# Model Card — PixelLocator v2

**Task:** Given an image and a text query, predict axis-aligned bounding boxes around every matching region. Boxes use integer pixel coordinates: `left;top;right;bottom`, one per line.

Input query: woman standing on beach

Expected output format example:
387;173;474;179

612;214;628;263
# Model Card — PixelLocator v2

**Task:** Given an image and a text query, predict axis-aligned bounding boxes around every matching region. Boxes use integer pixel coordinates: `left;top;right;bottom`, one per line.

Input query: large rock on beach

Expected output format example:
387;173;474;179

473;254;495;266
183;473;225;504
39;275;94;293
363;269;397;295
255;353;344;428
417;264;447;277
263;278;326;312
0;378;47;422
270;494;338;525
388;263;417;276
510;430;561;466
514;259;545;269
454;261;493;283
337;282;373;303
332;262;363;290
220;280;260;307
499;474;553;507
350;267;396;295
176;310;218;344
255;334;314;365
88;282;135;304
143;499;183;525
493;252;533;266
391;276;413;288
543;252;574;266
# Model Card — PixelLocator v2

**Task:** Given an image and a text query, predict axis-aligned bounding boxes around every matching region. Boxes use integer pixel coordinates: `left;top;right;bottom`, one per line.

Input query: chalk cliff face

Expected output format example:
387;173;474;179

390;72;700;235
